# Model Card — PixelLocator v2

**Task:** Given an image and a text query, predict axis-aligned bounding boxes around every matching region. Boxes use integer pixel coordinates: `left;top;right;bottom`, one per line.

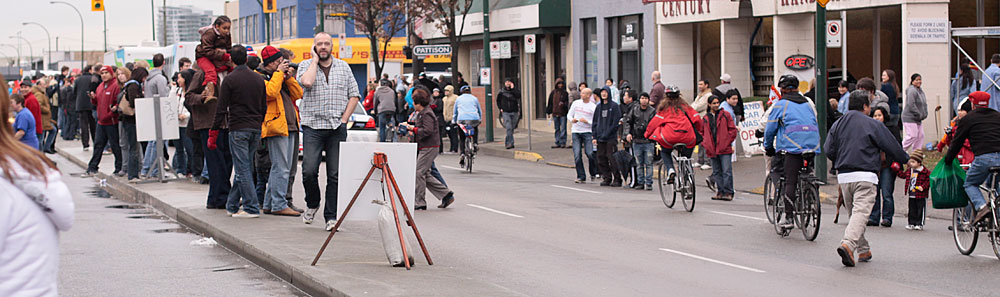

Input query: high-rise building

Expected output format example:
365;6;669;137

158;5;215;45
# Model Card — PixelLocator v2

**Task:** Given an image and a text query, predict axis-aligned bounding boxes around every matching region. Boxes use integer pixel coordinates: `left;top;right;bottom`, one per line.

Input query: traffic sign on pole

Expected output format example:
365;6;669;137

525;34;536;54
826;20;842;48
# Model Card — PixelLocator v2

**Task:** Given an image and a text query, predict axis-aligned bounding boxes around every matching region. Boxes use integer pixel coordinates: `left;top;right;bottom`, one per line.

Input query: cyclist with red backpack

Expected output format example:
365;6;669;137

645;85;703;184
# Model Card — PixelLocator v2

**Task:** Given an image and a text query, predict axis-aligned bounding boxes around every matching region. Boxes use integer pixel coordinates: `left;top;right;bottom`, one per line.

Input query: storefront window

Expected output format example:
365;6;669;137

470;48;483;87
609;15;642;92
583;18;598;89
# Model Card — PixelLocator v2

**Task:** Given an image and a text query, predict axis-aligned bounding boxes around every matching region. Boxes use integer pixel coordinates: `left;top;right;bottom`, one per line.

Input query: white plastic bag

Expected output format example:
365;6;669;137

374;200;414;267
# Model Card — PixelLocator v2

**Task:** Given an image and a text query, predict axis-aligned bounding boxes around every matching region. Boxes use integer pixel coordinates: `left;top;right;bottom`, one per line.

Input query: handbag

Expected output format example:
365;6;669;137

681;109;703;145
930;158;970;209
119;80;139;116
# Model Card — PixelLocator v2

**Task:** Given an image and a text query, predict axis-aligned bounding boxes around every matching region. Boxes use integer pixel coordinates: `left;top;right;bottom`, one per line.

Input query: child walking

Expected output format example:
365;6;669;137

702;95;738;200
195;16;234;102
896;150;930;230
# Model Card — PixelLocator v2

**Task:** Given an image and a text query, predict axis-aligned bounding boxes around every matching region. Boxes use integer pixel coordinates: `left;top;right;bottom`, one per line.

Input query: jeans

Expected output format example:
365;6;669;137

965;152;1000;210
86;124;122;173
430;162;447;187
226;129;261;215
121;121;141;179
264;135;294;211
42;129;57;152
61;107;78;140
190;129;205;179
302;125;347;222
840;181;877;255
869;167;896;224
458;120;480;154
502;112;518;147
696;145;708;164
172;127;194;176
660;146;694;175
78;110;96;148
377;112;395;142
287;132;299;201
632;142;654;186
711;154;734;195
201;129;232;208
553;116;567;147
572;132;595;181
141;141;162;177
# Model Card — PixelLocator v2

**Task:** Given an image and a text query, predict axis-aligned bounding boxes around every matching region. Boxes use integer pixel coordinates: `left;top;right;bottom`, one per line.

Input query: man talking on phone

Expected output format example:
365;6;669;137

296;32;362;231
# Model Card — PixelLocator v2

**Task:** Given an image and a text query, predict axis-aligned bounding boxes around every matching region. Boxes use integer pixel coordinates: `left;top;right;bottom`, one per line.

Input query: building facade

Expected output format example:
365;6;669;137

158;5;215;46
572;0;657;93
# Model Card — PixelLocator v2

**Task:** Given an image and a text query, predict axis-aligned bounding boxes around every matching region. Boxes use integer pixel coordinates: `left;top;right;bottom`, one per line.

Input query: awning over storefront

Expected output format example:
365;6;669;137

262;37;451;65
653;0;913;25
419;0;570;42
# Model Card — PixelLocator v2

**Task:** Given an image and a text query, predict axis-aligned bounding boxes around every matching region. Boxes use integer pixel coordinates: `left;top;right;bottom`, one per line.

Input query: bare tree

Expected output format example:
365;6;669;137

411;0;475;82
346;0;407;79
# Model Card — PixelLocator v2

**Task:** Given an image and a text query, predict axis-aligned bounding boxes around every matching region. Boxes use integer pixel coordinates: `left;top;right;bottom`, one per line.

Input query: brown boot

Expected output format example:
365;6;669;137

271;207;301;217
202;82;217;103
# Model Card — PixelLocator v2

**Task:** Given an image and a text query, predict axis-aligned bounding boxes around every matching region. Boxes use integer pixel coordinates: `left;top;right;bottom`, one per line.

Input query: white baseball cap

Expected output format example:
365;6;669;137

720;73;732;82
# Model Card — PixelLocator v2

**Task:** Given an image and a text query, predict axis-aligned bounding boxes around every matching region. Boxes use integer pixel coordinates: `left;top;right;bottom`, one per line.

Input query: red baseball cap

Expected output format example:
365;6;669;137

969;91;991;107
99;65;114;74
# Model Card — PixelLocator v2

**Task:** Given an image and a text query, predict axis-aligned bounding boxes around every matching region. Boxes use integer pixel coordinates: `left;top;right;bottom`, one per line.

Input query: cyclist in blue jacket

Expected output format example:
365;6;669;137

764;74;821;228
453;85;482;159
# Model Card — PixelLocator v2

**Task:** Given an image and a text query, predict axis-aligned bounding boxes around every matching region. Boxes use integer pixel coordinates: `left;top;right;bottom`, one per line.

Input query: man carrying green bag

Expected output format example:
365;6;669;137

930;158;970;209
945;91;1000;224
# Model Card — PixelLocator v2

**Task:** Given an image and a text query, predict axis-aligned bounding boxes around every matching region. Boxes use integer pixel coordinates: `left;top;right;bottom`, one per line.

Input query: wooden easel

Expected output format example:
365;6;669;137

311;152;433;270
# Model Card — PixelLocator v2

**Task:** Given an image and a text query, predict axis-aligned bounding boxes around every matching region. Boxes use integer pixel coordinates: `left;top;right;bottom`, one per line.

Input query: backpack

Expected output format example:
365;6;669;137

119;80;140;116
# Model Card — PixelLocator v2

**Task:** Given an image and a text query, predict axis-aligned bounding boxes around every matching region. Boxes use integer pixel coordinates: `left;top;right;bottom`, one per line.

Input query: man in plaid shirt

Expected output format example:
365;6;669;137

296;32;361;231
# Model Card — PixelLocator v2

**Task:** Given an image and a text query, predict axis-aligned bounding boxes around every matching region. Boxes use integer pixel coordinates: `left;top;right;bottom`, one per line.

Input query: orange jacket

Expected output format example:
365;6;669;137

260;70;304;138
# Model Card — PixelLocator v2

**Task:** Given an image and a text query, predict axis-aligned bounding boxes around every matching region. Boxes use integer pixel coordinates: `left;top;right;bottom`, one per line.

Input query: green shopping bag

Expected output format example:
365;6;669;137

930;158;970;209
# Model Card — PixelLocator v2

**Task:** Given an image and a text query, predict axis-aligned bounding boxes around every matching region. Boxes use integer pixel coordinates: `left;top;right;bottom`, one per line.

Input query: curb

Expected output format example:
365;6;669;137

514;151;544;162
56;150;345;297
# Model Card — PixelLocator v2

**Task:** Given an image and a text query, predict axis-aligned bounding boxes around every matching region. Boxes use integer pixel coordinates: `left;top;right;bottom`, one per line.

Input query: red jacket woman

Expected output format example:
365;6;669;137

645;103;702;148
701;109;738;157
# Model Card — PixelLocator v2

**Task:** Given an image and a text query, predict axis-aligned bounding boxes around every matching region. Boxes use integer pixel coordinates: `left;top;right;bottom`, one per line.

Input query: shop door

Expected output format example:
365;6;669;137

534;35;547;119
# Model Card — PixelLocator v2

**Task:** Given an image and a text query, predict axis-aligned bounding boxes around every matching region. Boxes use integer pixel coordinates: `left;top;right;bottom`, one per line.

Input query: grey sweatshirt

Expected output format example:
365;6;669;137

901;85;928;123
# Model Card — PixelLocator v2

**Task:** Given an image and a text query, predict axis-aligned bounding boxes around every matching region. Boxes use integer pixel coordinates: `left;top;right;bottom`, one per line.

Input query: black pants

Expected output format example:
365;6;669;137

87;124;122;173
782;153;805;216
909;198;926;226
446;124;460;152
200;129;232;208
596;141;622;184
189;130;204;177
78;111;96;148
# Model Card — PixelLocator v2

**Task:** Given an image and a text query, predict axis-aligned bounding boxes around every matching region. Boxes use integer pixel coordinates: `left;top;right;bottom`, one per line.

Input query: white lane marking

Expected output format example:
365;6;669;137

550;185;602;194
439;165;464;171
658;248;766;273
709;211;767;221
977;255;997;260
466;204;524;218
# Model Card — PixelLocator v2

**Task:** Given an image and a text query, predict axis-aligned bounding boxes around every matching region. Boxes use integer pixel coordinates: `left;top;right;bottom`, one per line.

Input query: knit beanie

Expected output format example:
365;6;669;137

260;46;281;67
910;149;925;164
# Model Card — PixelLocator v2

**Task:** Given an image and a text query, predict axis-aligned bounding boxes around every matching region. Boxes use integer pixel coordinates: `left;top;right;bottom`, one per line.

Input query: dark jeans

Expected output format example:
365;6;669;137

572;132;595;181
86;124;122;173
908;198;926;226
78;110;96;148
287;132;299;201
502;112;518;147
42;129;57;152
302;125;347;222
870;167;896;224
226;129;261;215
596;141;622;183
172;127;194;176
190;129;205;178
377;111;395;142
710;154;734;195
200;129;232;208
553;116;567;146
121;121;141;179
61;107;78;140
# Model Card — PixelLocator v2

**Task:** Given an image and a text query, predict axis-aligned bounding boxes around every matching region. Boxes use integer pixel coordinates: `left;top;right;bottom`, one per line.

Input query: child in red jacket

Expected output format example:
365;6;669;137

895;150;930;230
195;16;234;102
702;95;739;200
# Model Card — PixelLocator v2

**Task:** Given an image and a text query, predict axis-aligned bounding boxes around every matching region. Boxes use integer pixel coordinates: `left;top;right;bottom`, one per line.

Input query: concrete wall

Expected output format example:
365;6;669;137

658;23;696;97
773;13;815;87
722;18;755;95
901;1;950;144
572;0;656;92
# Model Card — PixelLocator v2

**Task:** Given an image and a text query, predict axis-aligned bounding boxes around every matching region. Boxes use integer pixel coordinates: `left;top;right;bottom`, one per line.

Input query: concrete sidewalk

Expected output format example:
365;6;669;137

473;128;954;223
54;139;519;297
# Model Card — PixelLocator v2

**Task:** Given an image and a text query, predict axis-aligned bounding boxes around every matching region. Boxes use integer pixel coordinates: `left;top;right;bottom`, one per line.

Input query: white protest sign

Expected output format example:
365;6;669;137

338;142;417;221
737;101;766;156
135;96;180;142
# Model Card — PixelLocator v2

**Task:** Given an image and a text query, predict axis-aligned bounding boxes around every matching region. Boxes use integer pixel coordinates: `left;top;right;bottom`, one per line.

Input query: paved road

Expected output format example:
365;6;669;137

54;155;308;297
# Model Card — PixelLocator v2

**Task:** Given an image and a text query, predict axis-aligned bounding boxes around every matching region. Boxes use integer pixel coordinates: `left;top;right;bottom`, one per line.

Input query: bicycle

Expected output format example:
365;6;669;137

769;151;821;241
658;144;696;212
457;123;477;173
952;166;1000;260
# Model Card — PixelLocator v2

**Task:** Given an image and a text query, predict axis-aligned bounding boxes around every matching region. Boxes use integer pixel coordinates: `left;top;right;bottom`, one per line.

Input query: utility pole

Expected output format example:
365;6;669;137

814;1;828;183
483;0;494;142
163;0;167;46
103;9;108;51
319;0;325;33
151;0;156;42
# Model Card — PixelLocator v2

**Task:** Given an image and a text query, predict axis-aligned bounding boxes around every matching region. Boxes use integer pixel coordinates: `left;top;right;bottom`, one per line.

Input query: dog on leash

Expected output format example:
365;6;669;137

834;187;844;224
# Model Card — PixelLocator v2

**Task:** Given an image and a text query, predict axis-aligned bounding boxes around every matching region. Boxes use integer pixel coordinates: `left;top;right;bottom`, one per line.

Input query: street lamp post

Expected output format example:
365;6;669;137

23;22;51;70
10;35;34;71
51;1;84;71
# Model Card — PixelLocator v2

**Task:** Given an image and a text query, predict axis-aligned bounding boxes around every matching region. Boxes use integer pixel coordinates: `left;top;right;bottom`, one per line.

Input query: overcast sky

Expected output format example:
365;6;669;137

0;0;225;57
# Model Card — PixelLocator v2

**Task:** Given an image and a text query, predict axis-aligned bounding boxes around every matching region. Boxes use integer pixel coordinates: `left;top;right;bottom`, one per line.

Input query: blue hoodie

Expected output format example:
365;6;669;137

453;93;482;122
591;87;622;142
764;92;821;154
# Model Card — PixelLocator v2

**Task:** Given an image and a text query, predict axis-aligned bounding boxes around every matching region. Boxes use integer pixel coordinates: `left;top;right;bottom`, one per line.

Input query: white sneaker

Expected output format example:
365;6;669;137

692;162;702;167
231;210;260;218
325;220;337;231
83;147;91;151
700;164;711;170
914;225;923;231
302;208;318;224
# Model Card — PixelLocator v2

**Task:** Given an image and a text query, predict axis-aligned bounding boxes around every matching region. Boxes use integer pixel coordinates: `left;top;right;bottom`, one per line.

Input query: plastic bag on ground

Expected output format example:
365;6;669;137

190;237;217;247
374;200;414;267
930;158;970;209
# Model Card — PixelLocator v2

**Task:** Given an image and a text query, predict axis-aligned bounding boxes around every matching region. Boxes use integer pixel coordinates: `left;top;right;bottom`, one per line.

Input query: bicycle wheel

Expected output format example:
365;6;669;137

658;162;676;208
763;174;778;223
681;163;696;212
465;140;474;173
799;184;821;241
989;207;1000;260
953;206;979;255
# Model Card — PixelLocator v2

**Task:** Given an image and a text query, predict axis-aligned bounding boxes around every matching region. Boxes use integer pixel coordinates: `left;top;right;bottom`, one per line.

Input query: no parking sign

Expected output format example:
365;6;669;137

827;20;842;48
